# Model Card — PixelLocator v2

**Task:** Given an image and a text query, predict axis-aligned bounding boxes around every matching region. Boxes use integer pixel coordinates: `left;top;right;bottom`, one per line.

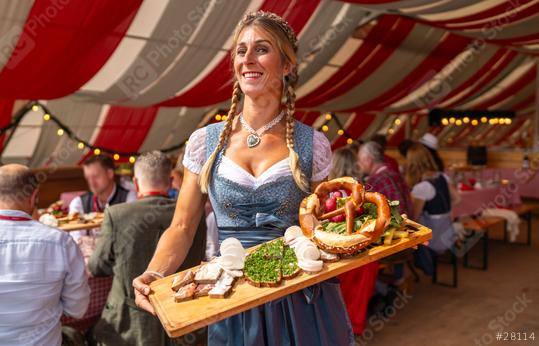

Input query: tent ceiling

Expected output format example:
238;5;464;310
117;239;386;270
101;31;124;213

0;0;536;167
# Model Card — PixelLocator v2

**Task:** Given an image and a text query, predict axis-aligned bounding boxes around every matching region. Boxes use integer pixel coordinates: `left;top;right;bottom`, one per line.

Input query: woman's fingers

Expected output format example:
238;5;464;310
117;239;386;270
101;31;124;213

134;287;156;315
133;274;157;315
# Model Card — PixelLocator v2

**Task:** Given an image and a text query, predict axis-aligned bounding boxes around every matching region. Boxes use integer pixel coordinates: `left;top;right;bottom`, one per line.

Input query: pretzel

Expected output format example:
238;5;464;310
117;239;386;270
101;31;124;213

299;177;391;254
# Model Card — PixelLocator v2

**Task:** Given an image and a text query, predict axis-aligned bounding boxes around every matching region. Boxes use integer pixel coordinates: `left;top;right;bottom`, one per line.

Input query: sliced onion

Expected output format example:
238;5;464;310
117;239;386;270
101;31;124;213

298;259;323;272
218;254;245;270
284;225;304;244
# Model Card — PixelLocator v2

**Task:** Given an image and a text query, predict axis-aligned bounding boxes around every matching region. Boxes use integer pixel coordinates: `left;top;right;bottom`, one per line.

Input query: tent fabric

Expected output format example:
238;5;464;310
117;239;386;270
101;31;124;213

0;0;142;99
0;0;536;167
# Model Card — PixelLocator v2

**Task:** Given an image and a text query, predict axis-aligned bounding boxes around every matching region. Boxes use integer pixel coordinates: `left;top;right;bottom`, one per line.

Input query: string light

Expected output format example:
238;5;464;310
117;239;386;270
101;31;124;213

388;128;395;134
337;129;344;136
321;125;329;132
129;156;136;164
449;117;456;124
325;113;332;121
506;118;512;125
499;118;505;125
113;154;120;161
441;118;449;125
471;119;479;126
455;119;462;126
481;117;488;123
463;117;470;124
222;115;228;121
394;118;401;125
215;114;222;121
346;138;353;145
1;101;191;158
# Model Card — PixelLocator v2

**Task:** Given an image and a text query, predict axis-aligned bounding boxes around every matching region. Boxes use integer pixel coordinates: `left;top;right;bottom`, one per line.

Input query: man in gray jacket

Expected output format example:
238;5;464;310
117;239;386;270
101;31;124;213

88;151;206;345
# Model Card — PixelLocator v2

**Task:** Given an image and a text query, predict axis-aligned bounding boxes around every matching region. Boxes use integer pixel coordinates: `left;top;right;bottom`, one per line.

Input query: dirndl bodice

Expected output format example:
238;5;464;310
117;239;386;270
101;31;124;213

204;121;354;346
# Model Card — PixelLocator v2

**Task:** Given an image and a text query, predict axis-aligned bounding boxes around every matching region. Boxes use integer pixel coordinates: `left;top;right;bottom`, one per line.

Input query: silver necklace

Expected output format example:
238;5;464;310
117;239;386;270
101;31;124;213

239;110;285;148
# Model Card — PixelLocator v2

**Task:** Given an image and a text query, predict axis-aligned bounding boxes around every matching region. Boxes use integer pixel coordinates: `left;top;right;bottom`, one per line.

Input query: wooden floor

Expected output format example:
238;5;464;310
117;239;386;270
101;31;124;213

356;208;539;346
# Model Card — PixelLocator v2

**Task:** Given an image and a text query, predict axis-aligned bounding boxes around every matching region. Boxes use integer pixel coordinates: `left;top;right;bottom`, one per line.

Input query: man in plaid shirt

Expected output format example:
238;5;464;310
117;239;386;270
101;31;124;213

357;141;413;217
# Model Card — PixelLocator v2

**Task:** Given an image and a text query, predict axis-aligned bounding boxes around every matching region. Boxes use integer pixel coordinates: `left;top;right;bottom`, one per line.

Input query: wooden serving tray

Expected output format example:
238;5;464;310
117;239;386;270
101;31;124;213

58;214;104;232
149;219;431;338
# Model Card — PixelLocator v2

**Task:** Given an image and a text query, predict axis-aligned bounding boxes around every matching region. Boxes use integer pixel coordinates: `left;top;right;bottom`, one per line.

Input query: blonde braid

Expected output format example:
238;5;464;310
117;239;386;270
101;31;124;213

199;81;242;193
284;79;309;192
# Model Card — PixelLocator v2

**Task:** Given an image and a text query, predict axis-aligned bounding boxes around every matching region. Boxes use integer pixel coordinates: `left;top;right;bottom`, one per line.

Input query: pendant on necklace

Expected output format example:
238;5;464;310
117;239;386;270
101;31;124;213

247;133;261;148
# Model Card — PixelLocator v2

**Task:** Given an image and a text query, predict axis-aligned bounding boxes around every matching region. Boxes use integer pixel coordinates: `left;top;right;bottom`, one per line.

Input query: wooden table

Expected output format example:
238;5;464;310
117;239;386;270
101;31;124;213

149;220;432;338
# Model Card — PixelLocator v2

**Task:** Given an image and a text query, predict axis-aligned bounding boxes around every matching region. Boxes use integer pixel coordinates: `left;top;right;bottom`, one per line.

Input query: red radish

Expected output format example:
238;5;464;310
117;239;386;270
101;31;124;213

332;191;342;198
356;206;364;215
325;197;337;212
331;214;345;222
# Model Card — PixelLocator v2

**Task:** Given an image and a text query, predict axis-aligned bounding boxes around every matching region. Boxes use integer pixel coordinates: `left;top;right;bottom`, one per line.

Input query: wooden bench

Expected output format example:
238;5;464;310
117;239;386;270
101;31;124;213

459;216;506;271
432;248;458;288
507;203;538;246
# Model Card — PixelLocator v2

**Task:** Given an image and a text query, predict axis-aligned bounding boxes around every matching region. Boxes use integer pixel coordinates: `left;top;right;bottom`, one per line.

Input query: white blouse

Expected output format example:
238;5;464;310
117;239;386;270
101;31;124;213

183;126;332;188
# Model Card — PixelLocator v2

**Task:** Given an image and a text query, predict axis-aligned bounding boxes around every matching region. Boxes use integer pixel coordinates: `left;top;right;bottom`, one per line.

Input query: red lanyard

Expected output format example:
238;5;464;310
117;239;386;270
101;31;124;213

0;214;32;221
141;191;169;198
92;195;105;212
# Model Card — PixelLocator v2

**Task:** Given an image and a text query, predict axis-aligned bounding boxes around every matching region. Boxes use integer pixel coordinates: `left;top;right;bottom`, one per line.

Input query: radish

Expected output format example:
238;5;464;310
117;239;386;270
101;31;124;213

325;196;337;212
330;214;345;223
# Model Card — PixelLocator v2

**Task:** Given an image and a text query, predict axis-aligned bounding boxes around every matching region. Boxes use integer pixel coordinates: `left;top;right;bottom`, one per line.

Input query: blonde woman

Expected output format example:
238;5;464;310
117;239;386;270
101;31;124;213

406;143;455;255
328;147;361;180
133;11;354;345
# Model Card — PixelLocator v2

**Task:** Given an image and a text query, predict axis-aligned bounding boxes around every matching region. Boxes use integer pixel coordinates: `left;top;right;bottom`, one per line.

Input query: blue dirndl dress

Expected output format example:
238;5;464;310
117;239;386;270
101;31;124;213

204;121;354;346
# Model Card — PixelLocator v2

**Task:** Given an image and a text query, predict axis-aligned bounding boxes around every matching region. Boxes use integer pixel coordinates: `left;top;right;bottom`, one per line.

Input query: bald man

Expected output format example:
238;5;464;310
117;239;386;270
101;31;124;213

0;164;90;346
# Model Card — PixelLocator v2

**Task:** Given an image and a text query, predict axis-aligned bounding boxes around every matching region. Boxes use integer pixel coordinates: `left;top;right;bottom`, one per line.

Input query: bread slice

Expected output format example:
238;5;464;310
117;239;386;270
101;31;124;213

173;282;197;302
171;270;194;291
244;250;282;287
281;245;301;279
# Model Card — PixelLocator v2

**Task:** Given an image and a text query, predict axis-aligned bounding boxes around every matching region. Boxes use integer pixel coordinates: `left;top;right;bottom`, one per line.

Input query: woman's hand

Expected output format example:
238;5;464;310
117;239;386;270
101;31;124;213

133;272;159;315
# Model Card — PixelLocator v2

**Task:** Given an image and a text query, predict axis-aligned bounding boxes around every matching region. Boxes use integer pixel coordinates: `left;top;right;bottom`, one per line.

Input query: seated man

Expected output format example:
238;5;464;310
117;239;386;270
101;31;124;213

88;151;206;346
357;141;413;216
69;155;137;240
0;164;89;346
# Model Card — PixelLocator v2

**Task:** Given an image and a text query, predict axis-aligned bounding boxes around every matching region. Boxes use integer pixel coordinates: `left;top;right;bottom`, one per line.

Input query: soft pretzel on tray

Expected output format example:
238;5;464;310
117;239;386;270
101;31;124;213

298;177;391;254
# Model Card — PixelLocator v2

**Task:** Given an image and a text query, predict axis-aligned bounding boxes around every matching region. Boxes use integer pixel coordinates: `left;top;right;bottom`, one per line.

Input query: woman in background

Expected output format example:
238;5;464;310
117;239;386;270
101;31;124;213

329;146;361;180
406;143;455;274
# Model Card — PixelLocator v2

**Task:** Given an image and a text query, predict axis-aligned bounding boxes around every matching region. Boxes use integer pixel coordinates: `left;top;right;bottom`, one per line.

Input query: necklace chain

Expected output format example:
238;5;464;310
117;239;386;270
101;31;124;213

239;110;285;137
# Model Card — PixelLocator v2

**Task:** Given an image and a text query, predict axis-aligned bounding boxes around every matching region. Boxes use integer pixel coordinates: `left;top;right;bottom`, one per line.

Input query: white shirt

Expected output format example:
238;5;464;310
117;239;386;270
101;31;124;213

0;210;90;346
411;173;451;201
68;183;137;241
183;126;332;187
68;183;137;214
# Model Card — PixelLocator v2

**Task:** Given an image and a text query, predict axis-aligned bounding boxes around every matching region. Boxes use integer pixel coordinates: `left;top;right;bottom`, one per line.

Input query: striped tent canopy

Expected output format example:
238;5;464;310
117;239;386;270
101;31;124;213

0;0;536;167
